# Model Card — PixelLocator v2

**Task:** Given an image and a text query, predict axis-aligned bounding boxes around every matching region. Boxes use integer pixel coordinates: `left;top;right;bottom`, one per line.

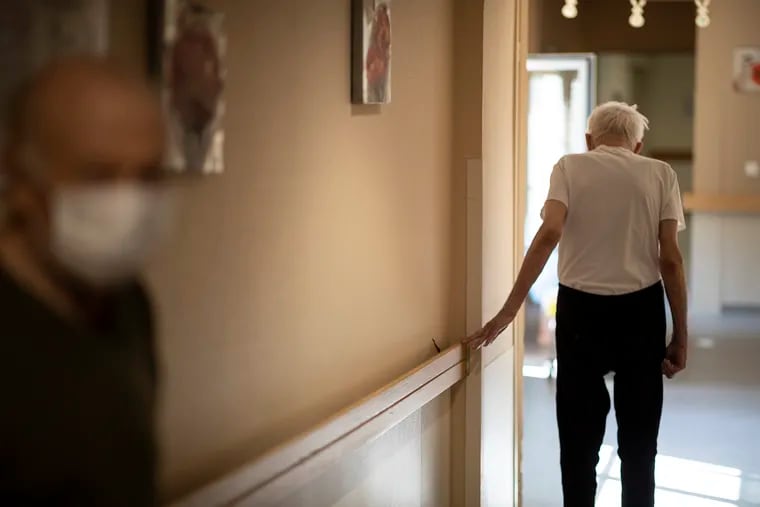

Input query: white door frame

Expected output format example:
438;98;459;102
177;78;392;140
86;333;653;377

462;1;529;506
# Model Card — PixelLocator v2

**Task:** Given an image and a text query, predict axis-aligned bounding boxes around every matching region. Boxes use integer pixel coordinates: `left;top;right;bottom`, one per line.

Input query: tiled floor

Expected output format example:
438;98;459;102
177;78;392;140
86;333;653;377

522;312;760;506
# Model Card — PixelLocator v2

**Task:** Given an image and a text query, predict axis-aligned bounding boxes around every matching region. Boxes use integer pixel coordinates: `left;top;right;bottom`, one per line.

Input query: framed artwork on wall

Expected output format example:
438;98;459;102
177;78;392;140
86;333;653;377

352;0;392;105
149;0;226;174
733;47;760;93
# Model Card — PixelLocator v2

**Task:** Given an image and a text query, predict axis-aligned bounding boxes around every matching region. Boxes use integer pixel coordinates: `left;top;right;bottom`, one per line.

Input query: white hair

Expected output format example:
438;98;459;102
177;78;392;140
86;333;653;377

587;101;649;147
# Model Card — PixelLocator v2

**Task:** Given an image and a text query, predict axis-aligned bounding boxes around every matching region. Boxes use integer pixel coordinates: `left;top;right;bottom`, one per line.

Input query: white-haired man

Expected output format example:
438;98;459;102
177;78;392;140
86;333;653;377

465;101;688;507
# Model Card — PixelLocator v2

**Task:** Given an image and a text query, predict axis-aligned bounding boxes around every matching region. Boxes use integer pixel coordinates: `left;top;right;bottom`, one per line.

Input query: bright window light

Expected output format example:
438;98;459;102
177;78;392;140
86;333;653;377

597;479;737;507
596;444;615;475
656;455;742;502
607;454;742;501
522;364;551;379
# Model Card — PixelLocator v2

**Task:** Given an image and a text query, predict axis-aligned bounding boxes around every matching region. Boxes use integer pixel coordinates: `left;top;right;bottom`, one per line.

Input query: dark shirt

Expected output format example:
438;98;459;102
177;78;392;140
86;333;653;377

0;269;157;506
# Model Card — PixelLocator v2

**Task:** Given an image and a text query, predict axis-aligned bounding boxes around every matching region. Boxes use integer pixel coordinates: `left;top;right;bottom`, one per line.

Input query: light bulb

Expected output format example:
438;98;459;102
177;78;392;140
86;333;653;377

629;13;645;28
562;4;578;19
696;14;710;27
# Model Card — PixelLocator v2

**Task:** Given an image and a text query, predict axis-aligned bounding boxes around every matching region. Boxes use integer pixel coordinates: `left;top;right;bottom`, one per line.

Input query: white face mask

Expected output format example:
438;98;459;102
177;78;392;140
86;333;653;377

50;183;172;288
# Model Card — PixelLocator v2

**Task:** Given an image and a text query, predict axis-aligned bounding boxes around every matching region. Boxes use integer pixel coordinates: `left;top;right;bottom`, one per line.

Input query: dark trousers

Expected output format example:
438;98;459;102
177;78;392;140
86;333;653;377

555;282;666;507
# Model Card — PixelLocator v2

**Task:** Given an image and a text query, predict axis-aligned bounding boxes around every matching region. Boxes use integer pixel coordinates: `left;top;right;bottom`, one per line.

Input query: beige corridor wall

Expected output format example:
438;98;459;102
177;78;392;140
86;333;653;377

693;0;760;195
110;0;482;501
691;0;760;311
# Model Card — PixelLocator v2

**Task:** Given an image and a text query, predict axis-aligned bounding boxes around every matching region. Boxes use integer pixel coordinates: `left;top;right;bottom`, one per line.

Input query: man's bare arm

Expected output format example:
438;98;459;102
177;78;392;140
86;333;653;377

659;219;687;343
501;200;566;316
464;200;566;349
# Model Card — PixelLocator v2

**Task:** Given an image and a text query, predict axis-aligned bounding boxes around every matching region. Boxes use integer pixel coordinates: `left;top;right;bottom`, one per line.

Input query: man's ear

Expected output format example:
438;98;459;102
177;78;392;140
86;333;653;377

586;134;595;151
634;141;643;154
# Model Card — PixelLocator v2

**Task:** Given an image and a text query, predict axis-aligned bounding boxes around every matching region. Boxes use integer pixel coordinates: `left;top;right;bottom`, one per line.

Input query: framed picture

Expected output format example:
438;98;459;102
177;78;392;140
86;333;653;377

352;0;391;105
151;0;226;174
733;47;760;93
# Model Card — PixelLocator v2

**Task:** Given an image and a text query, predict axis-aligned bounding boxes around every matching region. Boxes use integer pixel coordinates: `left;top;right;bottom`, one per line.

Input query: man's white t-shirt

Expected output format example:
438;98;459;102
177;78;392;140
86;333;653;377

544;145;686;296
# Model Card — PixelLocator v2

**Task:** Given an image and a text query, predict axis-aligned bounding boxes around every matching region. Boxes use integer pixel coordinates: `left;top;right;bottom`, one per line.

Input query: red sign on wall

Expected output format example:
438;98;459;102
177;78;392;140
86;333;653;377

734;47;760;92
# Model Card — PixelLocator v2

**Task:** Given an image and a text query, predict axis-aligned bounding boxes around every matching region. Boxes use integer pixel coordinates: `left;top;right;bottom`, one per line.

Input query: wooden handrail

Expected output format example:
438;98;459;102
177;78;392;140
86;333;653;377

171;343;467;507
683;192;760;213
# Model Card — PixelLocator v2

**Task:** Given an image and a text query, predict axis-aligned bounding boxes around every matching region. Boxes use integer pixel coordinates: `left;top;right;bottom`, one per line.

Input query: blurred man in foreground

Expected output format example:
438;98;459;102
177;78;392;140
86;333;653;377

0;57;170;506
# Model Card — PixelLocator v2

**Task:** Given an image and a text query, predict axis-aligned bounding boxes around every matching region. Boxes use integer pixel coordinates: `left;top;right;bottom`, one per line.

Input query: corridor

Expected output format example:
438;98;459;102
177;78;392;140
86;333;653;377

3;0;759;504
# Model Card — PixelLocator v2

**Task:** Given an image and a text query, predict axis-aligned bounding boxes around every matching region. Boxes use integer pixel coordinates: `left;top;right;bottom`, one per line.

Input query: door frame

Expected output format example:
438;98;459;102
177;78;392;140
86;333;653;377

513;1;529;504
463;0;530;506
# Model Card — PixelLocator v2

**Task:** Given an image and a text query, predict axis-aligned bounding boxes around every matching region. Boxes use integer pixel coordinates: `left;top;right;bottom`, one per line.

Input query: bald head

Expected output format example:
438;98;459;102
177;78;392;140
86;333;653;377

4;56;164;184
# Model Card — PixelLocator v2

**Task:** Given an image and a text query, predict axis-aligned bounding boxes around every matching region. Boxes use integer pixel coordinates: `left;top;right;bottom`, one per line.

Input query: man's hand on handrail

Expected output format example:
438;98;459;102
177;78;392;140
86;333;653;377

463;200;565;351
462;309;516;350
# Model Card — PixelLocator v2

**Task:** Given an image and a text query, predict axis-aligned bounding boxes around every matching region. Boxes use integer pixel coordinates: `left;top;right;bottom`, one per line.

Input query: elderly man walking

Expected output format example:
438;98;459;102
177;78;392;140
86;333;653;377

465;101;688;507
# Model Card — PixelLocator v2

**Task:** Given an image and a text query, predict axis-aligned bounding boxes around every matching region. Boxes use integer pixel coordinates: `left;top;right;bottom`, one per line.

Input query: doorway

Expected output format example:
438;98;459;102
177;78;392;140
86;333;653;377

519;4;760;505
522;53;595;379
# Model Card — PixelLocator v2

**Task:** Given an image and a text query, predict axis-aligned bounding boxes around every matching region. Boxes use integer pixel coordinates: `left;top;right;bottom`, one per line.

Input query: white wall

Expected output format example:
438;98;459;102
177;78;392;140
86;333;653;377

720;218;760;307
274;395;452;507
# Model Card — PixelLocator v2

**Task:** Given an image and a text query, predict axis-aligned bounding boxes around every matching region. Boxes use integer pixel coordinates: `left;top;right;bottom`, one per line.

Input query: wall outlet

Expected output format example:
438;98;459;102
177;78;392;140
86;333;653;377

745;160;760;178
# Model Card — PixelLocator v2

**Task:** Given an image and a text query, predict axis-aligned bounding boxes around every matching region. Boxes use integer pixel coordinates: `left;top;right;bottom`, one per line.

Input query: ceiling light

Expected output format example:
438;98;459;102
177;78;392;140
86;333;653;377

560;0;711;29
